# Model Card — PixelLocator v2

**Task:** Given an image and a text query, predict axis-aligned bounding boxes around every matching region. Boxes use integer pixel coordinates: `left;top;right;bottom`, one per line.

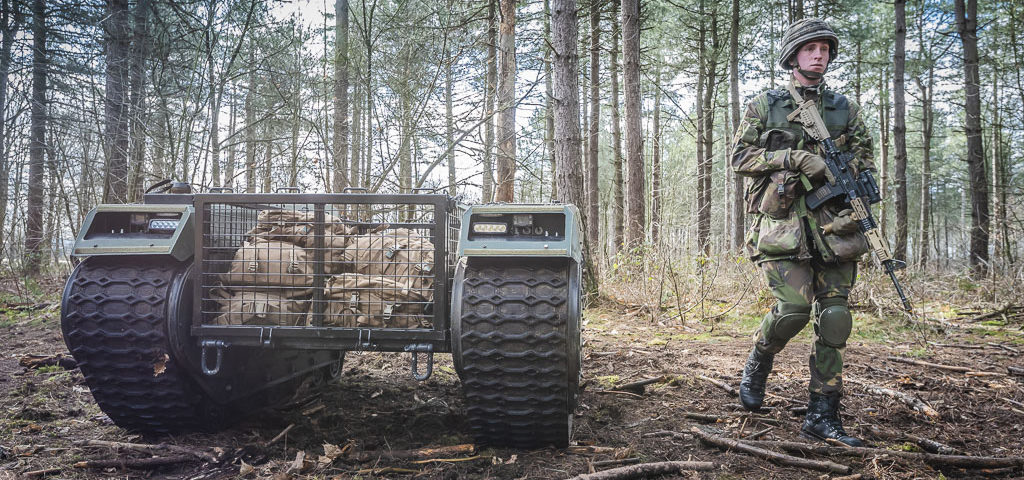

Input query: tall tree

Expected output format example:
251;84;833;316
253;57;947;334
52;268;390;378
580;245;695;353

334;0;350;192
893;0;908;262
24;0;45;273
955;0;988;274
482;0;496;202
494;0;516;202
544;0;555;200
127;0;150;200
651;66;662;246
0;0;24;255
103;0;131;203
586;0;600;258
552;0;581;208
610;0;623;252
728;0;743;249
621;0;643;247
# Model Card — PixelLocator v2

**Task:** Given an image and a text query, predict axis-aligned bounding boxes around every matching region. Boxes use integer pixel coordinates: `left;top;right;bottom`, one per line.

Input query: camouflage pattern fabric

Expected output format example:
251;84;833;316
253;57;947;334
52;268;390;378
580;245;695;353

757;258;856;395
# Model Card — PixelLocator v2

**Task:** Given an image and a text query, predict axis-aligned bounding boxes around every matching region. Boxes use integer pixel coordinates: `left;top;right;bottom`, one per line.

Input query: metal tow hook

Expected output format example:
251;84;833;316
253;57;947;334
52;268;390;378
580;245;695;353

200;340;229;376
404;344;434;381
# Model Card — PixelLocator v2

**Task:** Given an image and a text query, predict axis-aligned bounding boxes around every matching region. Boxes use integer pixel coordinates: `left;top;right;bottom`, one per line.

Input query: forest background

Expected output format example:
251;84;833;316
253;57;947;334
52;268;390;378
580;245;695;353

0;0;1019;309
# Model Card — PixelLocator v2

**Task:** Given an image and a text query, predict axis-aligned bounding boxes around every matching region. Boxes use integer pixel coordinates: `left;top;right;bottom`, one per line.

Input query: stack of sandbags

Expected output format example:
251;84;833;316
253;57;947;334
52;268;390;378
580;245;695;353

213;209;356;326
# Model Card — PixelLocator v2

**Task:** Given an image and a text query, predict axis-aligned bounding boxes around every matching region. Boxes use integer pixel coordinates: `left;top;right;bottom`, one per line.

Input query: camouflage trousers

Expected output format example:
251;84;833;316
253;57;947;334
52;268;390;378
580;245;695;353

755;258;857;395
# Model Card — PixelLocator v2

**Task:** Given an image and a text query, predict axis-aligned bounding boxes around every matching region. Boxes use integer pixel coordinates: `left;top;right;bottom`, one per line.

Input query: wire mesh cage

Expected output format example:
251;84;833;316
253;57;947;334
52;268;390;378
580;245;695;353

195;194;461;336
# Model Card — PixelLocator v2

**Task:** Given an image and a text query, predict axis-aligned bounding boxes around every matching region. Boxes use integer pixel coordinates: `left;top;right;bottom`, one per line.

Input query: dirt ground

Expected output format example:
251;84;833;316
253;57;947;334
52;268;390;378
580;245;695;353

2;286;1024;479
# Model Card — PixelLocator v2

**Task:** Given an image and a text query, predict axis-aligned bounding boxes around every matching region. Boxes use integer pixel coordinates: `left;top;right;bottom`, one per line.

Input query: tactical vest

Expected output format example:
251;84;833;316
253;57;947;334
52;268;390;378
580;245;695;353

763;89;850;149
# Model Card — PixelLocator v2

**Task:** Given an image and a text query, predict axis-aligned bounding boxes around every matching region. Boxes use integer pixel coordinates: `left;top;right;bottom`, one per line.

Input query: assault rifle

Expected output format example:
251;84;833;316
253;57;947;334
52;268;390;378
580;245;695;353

786;82;913;313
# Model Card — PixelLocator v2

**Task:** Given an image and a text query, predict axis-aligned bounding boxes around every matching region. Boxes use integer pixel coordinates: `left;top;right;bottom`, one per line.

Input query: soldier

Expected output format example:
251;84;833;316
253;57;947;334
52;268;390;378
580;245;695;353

731;18;875;447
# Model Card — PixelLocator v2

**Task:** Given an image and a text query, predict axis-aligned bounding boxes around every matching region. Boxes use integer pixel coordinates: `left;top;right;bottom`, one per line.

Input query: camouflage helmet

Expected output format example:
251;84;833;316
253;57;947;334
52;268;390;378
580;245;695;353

778;18;839;70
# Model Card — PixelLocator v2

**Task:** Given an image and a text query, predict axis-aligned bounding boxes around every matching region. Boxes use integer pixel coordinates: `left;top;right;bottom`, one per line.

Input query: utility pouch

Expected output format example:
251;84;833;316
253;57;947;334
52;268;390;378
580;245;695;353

758;170;803;219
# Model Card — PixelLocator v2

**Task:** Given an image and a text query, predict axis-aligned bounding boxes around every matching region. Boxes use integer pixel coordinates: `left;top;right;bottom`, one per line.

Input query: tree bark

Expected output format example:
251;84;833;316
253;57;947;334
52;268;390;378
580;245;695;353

729;0;743;250
621;0;643;248
587;0;600;262
25;0;46;274
244;48;256;192
544;0;555;201
651;67;661;246
103;0;131;203
128;0;150;200
914;42;934;269
481;0;496;202
0;0;23;256
878;66;890;237
333;0;349;193
446;45;455;196
892;0;908;262
610;0;623;252
551;0;581;210
494;0;516;202
956;0;988;275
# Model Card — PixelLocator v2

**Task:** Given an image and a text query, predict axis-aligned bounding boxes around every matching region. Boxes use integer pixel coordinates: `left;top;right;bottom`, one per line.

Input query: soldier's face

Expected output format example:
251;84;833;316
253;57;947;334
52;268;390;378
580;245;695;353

794;40;830;73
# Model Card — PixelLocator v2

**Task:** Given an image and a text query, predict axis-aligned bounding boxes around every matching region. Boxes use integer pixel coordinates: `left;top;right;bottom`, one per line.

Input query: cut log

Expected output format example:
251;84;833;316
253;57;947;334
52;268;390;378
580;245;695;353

611;376;666;394
19;354;77;371
563;460;716;480
690;427;852;474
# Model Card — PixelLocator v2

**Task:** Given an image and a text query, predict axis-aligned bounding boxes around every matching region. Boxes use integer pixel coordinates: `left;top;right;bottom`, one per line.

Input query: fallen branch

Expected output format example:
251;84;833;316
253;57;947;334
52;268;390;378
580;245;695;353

568;446;623;455
697;375;737;397
741;439;1024;469
596;390;644;399
591;457;640;468
410;454;483;464
743;426;774;440
23;467;62;478
564;460;716;480
848;379;940;419
354;467;420;475
611;376;666;395
76;439;220;463
865;425;958;455
264;423;295;447
1008;366;1024;377
886;356;972;373
348;444;475;463
989;343;1021;354
690;427;851;474
74;455;195;469
19;354;77;371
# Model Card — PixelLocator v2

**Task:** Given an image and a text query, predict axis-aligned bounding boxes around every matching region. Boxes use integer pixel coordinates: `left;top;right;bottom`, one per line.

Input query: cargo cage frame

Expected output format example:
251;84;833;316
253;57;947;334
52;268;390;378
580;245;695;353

191;193;462;353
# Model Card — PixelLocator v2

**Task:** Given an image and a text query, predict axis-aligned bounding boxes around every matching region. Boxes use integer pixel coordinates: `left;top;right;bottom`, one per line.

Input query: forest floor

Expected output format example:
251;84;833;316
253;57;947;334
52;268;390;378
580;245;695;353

1;268;1024;480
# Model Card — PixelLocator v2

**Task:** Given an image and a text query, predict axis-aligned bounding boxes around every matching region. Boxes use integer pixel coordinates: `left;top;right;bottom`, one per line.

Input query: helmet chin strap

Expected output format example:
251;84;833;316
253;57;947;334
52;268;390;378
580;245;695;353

797;68;825;81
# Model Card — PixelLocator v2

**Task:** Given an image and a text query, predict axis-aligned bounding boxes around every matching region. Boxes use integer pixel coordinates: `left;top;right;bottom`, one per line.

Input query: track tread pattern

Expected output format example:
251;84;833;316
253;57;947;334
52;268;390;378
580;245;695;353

61;257;217;433
458;261;573;448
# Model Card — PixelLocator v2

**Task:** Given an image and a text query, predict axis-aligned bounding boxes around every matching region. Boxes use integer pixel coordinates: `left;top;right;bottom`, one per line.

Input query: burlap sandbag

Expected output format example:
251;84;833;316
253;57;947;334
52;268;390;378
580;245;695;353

342;228;435;299
320;274;430;328
211;288;309;326
221;240;314;288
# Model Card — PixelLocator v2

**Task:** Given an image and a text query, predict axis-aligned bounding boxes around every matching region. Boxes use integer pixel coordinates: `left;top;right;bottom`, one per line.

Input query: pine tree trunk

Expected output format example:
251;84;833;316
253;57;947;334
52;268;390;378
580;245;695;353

128;0;150;200
244;49;256;193
207;5;220;190
24;0;46;274
610;0;623;252
892;0;909;262
494;0;516;202
916;67;932;268
878;66;890;237
103;0;130;203
446;49;455;196
544;0;556;201
622;0;643;248
350;78;361;188
587;0;600;261
729;0;743;250
651;67;662;246
956;0;988;275
225;91;236;188
482;0;496;202
333;0;349;193
0;0;23;256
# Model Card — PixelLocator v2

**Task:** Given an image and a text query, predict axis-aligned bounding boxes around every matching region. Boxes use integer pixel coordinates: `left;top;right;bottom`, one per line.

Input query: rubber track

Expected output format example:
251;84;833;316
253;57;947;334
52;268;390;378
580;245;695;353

61;257;217;433
458;261;572;448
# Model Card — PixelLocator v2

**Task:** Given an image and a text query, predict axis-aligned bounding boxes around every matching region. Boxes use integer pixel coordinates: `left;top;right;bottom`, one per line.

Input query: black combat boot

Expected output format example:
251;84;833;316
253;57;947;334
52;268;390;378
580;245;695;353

801;392;863;447
739;346;774;411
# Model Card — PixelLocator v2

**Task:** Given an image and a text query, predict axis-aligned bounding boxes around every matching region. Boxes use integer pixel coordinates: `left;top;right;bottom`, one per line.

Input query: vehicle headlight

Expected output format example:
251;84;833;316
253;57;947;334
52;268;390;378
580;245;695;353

472;222;508;234
148;219;180;232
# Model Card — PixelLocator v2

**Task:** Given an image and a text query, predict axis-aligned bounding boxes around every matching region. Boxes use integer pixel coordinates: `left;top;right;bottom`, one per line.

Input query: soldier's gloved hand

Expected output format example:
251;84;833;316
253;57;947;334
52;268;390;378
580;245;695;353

789;150;830;183
823;209;859;235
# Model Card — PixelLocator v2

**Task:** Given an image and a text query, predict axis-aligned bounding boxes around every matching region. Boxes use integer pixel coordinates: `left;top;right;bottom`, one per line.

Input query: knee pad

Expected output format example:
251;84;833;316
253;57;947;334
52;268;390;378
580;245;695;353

816;299;852;348
767;301;811;341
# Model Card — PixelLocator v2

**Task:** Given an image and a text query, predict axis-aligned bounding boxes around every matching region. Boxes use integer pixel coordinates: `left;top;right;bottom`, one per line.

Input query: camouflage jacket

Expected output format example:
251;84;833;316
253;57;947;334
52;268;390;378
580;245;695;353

731;82;875;264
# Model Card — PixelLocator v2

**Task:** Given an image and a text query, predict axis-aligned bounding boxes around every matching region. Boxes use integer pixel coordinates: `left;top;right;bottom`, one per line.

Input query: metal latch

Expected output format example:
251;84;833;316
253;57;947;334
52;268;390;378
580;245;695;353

200;340;229;376
404;344;434;381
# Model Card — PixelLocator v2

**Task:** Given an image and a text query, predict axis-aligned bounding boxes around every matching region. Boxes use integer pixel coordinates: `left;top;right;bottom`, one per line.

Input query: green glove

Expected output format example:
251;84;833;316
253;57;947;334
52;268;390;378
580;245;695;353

788;150;828;182
823;209;859;235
